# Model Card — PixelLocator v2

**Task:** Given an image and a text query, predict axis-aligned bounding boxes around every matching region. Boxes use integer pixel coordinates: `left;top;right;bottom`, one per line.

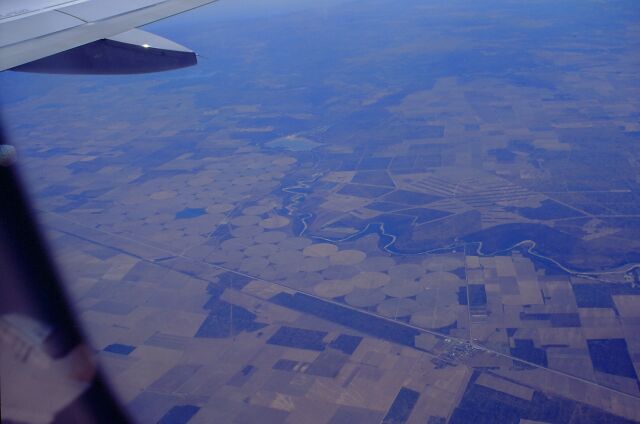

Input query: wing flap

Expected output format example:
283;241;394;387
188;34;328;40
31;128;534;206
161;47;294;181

108;28;193;53
0;10;83;48
59;0;165;22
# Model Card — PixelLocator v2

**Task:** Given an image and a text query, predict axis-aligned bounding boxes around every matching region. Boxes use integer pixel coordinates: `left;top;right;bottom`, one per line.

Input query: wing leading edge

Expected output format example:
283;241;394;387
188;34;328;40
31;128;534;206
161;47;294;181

0;0;218;74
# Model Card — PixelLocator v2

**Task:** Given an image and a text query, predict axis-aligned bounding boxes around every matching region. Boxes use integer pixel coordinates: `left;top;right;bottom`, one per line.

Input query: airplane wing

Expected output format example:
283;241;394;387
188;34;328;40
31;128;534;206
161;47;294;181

0;0;218;74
